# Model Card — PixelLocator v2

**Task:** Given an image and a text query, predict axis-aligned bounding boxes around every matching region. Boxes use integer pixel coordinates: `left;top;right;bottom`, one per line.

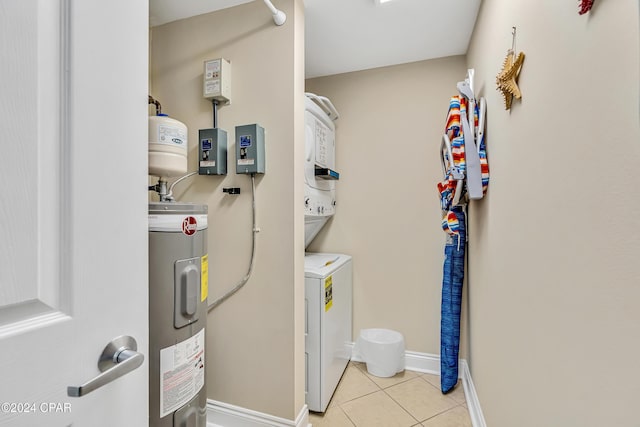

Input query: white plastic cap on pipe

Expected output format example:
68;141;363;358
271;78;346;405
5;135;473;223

262;0;286;25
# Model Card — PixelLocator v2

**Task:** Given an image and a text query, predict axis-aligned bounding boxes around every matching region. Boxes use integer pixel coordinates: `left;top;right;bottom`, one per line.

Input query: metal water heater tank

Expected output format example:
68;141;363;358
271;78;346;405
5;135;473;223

149;202;208;427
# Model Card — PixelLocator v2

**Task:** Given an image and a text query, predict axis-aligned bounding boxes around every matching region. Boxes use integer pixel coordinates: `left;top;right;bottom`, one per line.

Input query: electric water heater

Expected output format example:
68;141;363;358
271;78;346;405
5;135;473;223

149;202;208;427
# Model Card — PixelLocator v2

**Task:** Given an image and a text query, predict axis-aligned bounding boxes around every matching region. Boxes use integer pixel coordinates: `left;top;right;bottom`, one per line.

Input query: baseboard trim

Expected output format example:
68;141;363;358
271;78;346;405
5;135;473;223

350;348;441;375
349;342;442;376
460;360;486;427
206;400;309;427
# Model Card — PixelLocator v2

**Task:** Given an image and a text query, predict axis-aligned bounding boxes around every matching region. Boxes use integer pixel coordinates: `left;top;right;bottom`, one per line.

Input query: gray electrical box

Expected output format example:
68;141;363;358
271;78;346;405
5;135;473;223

236;124;265;174
199;128;227;175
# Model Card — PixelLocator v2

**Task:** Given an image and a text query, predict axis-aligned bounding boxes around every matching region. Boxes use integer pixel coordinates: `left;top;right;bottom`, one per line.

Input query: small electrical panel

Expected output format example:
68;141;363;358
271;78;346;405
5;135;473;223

235;124;265;174
199;128;227;175
203;58;231;104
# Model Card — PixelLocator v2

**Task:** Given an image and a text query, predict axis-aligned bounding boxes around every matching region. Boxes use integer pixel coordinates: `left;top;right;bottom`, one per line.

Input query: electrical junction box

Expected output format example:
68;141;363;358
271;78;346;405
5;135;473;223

236;124;265;174
203;58;231;104
199;128;227;175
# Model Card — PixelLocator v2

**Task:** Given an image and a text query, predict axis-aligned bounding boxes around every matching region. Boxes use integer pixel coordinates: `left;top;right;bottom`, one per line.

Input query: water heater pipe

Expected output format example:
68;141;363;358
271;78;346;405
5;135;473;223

262;0;286;26
148;95;161;115
165;171;198;201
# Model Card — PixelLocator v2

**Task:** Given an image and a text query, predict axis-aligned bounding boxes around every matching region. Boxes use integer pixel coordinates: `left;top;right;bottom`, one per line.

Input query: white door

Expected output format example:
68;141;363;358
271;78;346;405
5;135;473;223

0;1;149;426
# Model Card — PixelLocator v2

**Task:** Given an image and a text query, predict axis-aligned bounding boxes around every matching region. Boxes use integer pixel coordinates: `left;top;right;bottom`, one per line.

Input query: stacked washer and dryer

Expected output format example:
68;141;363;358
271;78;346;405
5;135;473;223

304;93;353;413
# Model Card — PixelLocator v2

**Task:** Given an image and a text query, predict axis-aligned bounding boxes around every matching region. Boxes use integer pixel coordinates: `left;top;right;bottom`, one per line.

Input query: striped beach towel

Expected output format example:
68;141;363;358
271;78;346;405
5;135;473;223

437;96;489;213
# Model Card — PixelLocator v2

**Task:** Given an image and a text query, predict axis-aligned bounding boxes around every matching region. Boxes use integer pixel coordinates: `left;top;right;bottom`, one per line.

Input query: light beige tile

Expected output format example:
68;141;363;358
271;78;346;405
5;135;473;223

340;390;417;427
420;373;441;388
419;375;466;405
385;377;458;422
351;361;367;371
363;368;421;389
309;406;355;427
331;364;379;404
445;381;466;405
422;405;472;427
327;394;338;409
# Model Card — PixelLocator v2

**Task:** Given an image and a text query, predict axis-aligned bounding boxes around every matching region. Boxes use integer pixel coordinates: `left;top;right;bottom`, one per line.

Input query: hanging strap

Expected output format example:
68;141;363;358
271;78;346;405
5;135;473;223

460;108;483;199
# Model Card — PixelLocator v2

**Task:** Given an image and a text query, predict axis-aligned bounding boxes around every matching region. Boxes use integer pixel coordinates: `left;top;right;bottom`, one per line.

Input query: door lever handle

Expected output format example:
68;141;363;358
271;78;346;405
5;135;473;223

67;335;144;397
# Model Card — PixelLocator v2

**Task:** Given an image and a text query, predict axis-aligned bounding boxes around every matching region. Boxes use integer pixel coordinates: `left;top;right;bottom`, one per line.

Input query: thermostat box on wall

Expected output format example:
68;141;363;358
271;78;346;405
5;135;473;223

203;58;231;104
235;124;265;174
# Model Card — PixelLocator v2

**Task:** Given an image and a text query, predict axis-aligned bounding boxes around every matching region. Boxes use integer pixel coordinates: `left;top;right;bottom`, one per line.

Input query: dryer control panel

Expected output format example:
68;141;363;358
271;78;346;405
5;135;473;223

304;193;335;216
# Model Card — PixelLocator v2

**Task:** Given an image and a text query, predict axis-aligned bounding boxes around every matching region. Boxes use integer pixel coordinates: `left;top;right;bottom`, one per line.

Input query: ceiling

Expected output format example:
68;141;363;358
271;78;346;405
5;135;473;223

149;0;481;78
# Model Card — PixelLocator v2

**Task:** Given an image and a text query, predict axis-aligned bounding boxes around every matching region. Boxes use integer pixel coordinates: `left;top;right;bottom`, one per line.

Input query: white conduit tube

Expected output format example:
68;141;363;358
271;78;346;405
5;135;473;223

208;174;258;311
262;0;286;26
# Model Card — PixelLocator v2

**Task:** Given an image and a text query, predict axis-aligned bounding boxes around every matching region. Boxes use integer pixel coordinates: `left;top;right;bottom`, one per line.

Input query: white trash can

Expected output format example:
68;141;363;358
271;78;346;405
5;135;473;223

355;329;405;378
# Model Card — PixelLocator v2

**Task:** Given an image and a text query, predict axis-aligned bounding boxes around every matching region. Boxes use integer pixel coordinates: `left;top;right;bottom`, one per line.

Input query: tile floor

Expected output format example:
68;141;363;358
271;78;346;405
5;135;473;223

309;362;472;427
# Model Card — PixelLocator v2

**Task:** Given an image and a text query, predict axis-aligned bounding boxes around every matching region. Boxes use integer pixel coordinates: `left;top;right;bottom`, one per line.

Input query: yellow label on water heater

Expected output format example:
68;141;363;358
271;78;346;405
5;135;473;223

324;275;333;312
201;254;209;302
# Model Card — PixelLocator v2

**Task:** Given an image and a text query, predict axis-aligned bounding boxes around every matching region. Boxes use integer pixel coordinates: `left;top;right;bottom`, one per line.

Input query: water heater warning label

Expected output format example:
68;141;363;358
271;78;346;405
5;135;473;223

159;329;205;417
325;276;333;312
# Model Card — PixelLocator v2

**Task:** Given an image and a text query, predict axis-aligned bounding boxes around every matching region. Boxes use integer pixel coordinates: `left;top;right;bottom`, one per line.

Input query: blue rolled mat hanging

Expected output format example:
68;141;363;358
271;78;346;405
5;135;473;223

440;206;465;393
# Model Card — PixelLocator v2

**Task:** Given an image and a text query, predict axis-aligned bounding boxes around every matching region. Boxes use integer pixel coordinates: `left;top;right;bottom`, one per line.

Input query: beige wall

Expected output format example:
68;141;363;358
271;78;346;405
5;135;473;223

149;1;640;423
466;1;640;426
306;56;469;357
150;0;305;420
